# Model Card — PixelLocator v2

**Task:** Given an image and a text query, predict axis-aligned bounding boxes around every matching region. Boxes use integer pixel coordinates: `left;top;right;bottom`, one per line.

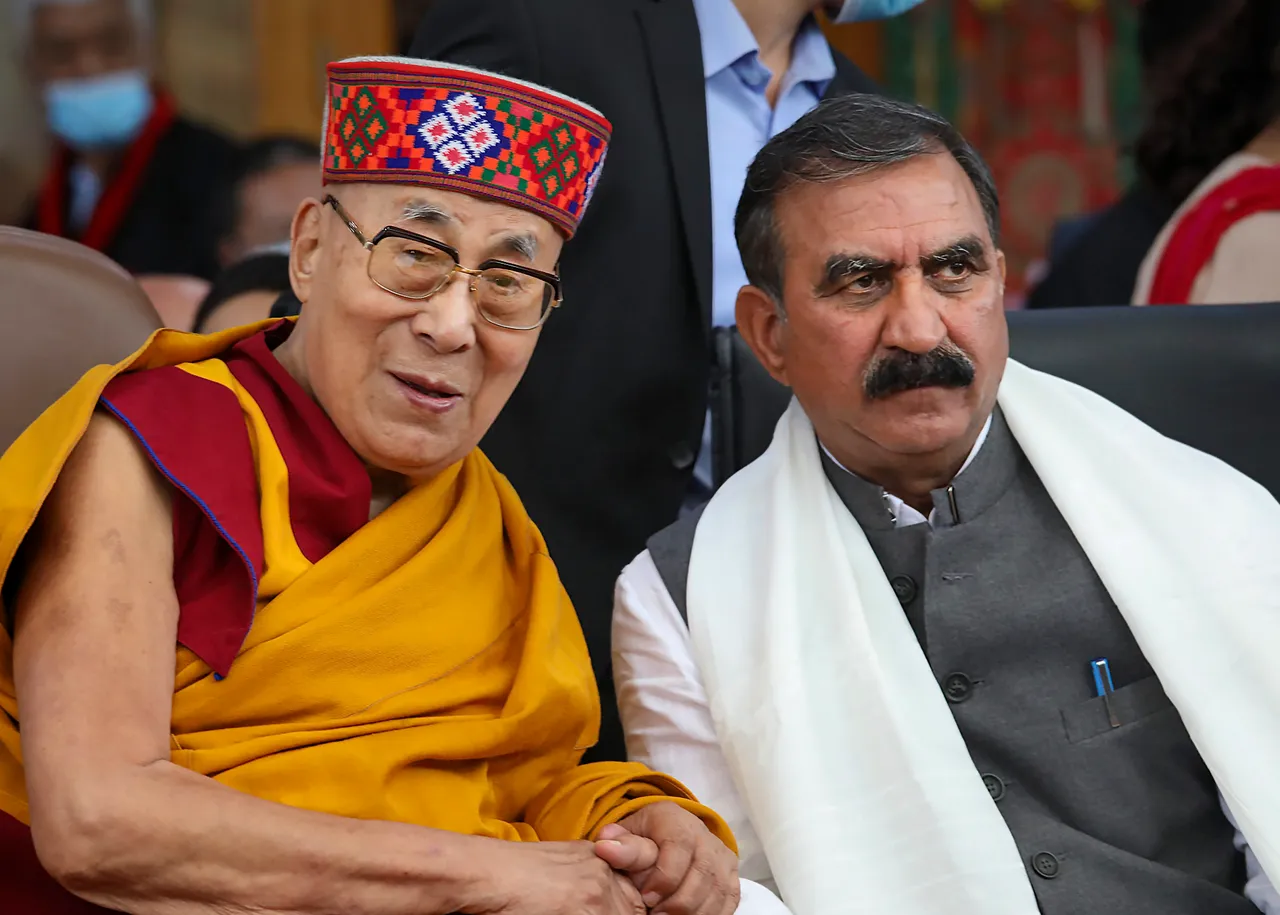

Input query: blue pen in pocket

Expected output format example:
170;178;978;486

1091;658;1120;729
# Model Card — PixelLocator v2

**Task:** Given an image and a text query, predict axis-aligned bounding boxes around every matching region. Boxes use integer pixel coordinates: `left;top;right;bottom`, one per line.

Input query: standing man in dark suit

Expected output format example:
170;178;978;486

412;0;892;762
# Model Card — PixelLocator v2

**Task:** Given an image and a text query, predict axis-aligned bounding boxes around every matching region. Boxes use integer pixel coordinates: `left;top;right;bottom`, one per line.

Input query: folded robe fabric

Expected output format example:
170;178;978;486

0;322;731;900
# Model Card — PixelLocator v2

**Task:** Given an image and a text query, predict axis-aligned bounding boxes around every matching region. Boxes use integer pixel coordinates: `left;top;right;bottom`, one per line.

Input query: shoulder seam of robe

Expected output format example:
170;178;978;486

102;365;263;677
98;324;370;676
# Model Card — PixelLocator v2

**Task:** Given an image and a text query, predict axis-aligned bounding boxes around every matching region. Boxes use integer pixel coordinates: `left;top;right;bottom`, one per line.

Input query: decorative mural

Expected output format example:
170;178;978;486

880;0;1142;300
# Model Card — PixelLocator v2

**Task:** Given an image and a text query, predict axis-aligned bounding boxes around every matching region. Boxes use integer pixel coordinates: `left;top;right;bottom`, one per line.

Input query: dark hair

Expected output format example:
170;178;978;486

193;252;292;333
1138;0;1221;72
214;135;318;243
734;93;1000;303
1135;0;1280;205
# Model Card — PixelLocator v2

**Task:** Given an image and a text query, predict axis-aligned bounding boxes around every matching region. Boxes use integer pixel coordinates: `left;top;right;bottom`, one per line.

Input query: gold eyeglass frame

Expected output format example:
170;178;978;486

323;194;562;331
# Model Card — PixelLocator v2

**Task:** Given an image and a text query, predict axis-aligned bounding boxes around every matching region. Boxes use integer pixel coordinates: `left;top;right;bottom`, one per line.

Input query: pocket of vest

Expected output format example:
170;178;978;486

1060;676;1175;743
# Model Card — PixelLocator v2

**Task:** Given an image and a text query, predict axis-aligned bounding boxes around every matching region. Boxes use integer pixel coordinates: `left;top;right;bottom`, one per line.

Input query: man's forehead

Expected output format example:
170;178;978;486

776;156;989;256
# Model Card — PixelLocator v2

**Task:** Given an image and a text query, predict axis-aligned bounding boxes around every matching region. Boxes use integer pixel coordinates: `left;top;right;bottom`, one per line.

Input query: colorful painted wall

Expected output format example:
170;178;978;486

827;0;1143;303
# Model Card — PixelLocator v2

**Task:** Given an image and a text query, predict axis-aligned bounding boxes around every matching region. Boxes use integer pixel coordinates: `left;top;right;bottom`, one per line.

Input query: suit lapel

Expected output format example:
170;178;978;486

636;0;713;332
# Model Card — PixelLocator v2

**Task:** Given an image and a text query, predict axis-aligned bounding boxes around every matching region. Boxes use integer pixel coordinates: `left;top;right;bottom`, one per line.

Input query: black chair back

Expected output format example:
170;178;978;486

711;305;1280;498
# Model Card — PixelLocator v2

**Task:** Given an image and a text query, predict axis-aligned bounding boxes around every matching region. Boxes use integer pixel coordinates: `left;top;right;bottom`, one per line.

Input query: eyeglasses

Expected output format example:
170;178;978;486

323;195;562;331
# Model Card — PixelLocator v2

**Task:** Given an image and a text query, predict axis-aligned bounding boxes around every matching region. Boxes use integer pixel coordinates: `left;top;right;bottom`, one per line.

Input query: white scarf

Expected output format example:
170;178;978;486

686;359;1280;915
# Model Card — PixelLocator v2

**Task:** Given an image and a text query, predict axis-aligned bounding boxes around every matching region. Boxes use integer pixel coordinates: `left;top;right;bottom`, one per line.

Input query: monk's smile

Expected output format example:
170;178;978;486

389;370;463;414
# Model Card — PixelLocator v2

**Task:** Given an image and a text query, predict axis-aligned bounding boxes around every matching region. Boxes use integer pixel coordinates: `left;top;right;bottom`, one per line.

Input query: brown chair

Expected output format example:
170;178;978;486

0;227;161;455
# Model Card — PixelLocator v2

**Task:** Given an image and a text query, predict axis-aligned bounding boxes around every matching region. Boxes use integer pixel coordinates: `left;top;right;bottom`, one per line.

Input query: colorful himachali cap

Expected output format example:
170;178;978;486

323;57;612;238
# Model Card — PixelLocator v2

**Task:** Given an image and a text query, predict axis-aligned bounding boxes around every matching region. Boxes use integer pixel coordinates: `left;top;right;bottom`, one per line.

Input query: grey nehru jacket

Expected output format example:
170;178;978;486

647;408;1250;914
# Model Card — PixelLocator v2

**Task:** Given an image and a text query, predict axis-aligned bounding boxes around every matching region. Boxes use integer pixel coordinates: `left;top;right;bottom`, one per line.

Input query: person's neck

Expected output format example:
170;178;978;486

367;467;409;520
270;325;409;520
732;0;814;106
827;426;985;516
74;148;124;181
1245;119;1280;164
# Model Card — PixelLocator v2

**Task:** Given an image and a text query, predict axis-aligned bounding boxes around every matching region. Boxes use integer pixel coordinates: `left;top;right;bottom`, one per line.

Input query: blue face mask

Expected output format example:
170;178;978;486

43;69;154;151
829;0;927;24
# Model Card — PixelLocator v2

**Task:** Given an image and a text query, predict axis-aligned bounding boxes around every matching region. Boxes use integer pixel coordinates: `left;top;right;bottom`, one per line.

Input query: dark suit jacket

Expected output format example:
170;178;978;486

412;0;875;761
25;117;237;281
1025;182;1175;310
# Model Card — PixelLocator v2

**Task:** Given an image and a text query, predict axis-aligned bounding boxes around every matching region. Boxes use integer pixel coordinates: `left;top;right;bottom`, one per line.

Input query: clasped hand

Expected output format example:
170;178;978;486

594;801;740;915
475;801;739;915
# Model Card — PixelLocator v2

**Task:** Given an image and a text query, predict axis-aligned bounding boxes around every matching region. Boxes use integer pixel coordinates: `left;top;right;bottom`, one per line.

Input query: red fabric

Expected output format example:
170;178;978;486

323;60;611;237
224;324;370;564
1147;164;1280;304
35;90;177;254
96;325;369;676
327;59;608;124
0;812;116;912
101;366;264;677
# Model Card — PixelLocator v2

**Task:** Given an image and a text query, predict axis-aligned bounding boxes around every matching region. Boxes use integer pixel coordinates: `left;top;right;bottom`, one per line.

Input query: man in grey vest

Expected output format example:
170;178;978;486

610;94;1280;915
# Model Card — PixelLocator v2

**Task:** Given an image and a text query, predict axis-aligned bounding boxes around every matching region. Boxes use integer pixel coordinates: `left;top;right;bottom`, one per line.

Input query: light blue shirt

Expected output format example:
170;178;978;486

67;162;103;235
691;0;836;487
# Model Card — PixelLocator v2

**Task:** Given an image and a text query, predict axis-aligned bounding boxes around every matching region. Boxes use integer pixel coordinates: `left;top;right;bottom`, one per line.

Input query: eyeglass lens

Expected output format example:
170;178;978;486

370;235;553;329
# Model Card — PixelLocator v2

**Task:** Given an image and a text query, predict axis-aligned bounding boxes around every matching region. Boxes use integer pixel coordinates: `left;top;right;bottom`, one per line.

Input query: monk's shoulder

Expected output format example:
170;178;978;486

101;361;241;433
27;410;173;583
98;362;258;490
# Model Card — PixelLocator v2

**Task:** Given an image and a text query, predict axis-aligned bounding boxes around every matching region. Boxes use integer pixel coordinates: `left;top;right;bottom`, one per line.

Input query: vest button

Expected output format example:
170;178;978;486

890;574;918;605
1031;852;1060;879
668;441;696;471
981;773;1005;801
942;672;974;703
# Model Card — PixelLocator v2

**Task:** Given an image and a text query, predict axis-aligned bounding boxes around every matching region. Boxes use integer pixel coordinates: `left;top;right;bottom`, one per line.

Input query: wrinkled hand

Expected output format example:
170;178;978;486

594;802;739;915
469;838;652;915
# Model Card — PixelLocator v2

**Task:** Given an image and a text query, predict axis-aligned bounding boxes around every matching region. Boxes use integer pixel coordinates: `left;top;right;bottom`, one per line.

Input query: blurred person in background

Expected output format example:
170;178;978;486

192;249;290;334
134;272;207;330
216;136;319;269
1133;0;1280;305
413;0;913;762
1026;0;1220;310
17;0;236;280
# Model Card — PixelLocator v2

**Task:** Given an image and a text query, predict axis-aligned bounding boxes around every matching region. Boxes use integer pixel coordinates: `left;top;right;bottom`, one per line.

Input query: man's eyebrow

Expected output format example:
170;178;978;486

489;232;539;263
817;253;897;291
401;200;455;225
920;235;988;267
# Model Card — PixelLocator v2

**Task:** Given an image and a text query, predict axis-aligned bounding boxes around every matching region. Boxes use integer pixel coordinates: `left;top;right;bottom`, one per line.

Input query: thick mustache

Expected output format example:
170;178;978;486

863;344;976;400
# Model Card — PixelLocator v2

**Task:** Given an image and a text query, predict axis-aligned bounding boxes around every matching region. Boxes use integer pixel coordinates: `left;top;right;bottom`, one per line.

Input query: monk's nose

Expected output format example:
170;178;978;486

410;274;477;353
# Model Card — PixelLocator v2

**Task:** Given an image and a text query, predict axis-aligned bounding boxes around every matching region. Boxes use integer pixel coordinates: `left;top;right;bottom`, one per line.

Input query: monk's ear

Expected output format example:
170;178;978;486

735;285;791;388
289;198;323;305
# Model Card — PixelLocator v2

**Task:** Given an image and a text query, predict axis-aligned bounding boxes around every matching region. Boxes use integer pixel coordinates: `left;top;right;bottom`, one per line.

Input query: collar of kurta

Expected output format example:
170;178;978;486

35;87;177;253
819;411;1010;531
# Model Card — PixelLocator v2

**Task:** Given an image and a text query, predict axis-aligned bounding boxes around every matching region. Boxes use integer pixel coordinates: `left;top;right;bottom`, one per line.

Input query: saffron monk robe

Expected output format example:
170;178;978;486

0;58;742;915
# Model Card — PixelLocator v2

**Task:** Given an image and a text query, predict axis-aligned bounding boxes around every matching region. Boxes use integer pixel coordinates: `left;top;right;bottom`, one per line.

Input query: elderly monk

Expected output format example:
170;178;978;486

0;58;740;915
613;94;1280;915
